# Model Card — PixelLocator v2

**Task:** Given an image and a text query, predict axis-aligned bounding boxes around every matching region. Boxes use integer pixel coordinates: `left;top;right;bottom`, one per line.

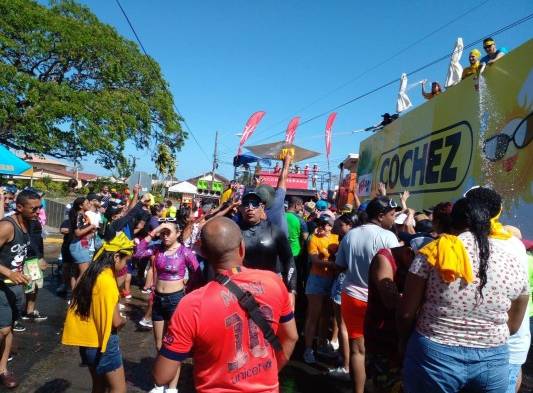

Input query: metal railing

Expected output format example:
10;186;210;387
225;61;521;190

44;199;68;229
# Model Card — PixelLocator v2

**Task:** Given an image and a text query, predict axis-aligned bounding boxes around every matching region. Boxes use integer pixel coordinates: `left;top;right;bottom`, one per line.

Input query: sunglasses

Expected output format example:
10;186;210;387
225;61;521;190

241;200;261;209
483;45;493;50
31;205;43;212
483;112;533;162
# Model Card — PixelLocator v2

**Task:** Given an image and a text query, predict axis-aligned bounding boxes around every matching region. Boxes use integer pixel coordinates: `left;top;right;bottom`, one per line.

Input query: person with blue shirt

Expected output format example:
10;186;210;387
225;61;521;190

481;37;507;66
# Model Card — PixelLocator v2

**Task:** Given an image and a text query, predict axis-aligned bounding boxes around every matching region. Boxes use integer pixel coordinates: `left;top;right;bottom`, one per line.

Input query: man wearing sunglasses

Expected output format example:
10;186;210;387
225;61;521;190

238;191;297;306
335;196;400;393
480;37;506;66
0;190;40;388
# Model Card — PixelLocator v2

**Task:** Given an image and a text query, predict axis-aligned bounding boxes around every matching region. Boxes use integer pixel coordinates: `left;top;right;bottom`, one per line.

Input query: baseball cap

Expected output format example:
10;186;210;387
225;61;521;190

242;190;264;205
105;204;123;220
366;196;402;219
316;214;334;227
316;200;328;211
342;204;353;213
304;201;316;213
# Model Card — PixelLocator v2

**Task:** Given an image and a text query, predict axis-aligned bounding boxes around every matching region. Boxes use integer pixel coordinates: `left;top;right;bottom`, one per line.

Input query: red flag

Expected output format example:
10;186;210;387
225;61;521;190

238;111;266;155
325;112;337;158
284;116;300;145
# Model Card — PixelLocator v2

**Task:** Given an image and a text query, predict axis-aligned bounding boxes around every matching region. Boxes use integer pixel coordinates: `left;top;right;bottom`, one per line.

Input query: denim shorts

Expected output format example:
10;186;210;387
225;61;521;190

305;274;334;296
403;331;509;393
330;273;345;305
152;289;185;322
69;241;93;264
0;284;24;328
79;334;122;375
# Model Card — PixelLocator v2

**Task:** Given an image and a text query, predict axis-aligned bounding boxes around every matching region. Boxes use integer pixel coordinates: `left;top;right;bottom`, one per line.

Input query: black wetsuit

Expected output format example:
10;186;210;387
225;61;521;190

239;219;297;292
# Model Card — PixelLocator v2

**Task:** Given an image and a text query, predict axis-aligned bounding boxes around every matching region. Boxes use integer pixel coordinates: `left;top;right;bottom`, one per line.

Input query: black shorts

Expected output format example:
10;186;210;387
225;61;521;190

152;289;185;322
0;284;24;328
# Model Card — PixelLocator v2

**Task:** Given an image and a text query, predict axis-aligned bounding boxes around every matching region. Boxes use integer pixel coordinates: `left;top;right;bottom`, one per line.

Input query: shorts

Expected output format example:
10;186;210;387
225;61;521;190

80;334;123;375
24;278;44;294
0;284;24;328
506;364;522;393
69;241;93;264
340;292;367;339
330;273;345;305
152;289;185;322
305;274;334;296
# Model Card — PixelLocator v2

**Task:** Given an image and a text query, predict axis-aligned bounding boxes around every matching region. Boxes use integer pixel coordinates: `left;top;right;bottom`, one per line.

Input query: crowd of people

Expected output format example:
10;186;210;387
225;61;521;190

0;151;531;393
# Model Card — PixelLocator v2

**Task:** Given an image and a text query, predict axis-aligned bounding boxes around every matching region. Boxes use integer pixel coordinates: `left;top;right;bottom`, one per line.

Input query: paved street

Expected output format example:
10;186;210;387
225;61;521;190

5;237;533;392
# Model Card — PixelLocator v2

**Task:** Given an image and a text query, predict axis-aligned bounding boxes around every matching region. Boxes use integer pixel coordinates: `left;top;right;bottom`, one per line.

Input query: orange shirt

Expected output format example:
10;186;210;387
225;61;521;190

161;266;293;393
308;233;339;277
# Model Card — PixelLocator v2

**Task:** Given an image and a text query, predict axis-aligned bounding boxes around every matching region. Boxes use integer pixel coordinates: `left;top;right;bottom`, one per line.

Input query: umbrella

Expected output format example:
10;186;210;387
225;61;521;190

396;73;412;113
0;145;33;176
168;181;197;194
233;154;272;167
445;37;464;88
245;141;320;163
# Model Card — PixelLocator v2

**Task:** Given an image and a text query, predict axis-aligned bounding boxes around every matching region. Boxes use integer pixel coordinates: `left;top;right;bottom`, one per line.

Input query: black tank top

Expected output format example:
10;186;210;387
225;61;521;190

0;216;31;274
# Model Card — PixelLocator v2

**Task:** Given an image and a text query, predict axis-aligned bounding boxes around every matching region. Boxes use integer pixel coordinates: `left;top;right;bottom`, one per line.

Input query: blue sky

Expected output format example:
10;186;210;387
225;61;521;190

70;0;532;180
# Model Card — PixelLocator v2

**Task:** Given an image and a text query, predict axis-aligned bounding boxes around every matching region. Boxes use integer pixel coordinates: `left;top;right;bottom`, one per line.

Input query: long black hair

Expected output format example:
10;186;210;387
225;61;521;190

451;197;491;300
69;197;87;231
70;251;124;318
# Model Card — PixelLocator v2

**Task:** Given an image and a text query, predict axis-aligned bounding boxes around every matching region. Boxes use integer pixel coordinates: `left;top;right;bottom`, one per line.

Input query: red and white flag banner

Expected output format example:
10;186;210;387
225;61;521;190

238;111;266;155
325;112;337;158
284;116;300;145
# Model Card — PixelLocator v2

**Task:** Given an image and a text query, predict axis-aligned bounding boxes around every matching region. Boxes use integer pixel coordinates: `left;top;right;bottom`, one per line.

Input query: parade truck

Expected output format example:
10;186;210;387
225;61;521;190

356;39;533;236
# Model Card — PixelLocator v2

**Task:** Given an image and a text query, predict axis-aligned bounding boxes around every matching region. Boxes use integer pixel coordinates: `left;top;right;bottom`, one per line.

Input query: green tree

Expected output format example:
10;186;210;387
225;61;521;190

0;0;186;170
154;143;176;180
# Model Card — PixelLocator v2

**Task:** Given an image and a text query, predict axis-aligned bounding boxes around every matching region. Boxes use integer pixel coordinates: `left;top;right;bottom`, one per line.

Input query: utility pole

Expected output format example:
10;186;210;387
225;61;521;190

210;130;219;193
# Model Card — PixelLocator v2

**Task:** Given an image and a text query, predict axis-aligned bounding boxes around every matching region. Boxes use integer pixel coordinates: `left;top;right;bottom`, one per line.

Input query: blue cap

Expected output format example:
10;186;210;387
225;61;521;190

316;200;328;211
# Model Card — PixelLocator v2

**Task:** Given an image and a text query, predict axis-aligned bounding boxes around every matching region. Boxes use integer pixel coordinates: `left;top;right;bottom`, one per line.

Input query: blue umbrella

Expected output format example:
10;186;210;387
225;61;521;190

0;145;33;176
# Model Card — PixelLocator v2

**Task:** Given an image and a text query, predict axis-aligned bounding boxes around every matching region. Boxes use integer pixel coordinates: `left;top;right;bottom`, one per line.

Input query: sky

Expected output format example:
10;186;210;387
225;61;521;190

59;0;533;180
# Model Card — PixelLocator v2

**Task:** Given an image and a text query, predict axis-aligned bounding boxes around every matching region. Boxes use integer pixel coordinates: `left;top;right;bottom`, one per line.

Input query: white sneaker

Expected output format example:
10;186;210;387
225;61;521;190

148;385;165;393
303;348;316;364
139;318;153;329
165;389;178;393
330;339;339;351
119;303;126;310
328;366;350;381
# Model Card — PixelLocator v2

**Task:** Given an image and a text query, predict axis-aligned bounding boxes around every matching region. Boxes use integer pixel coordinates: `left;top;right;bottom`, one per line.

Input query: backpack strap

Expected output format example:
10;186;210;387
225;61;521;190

215;273;282;352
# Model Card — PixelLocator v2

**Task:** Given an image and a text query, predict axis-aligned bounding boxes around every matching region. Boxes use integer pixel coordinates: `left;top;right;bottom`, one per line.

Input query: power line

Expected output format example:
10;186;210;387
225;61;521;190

114;0;211;162
252;0;492;139
253;11;533;144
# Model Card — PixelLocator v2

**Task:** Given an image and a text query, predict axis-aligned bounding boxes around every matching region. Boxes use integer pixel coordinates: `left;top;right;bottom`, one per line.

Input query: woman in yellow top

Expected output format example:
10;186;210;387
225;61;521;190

303;214;340;364
62;233;133;393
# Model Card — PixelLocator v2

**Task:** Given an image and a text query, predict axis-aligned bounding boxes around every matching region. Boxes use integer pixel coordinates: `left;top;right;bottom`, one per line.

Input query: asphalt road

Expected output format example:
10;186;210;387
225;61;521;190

5;238;533;392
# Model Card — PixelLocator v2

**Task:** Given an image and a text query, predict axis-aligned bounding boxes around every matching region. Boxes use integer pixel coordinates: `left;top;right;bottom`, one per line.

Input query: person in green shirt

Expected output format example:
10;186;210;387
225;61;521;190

285;197;309;300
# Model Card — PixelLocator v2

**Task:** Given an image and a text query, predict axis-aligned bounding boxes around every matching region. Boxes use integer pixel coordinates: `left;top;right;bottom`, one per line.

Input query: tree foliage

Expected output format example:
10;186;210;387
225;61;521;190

0;0;185;170
154;143;176;179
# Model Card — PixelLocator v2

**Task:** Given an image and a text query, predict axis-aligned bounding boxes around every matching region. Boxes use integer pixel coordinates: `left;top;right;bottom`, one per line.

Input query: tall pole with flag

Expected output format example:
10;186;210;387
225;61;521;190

285;116;300;145
237;111;266;155
325;112;337;192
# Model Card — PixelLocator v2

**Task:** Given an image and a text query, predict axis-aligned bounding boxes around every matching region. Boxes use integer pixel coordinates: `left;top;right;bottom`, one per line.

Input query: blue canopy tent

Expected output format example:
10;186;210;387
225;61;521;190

0;145;33;176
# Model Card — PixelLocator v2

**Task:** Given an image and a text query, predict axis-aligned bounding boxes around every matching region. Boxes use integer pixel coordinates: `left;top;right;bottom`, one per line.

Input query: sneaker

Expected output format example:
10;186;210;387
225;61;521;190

316;341;337;358
330;339;339;351
121;290;132;299
139;318;153;329
141;288;152;294
12;321;26;332
303;348;316;364
165;389;178;393
148;385;165;393
328;366;350;381
119;303;126;311
21;310;48;321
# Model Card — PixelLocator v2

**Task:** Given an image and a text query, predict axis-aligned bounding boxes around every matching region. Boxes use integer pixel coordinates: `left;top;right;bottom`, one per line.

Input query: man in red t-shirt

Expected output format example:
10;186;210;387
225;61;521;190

153;217;298;393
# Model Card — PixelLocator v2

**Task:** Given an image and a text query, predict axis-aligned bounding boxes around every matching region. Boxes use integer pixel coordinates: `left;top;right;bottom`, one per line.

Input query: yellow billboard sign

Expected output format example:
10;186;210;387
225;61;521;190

358;39;533;235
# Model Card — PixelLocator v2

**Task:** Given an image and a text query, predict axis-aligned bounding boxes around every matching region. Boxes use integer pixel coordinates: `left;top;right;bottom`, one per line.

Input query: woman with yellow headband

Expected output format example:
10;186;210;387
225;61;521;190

461;49;481;80
398;197;529;393
62;233;134;393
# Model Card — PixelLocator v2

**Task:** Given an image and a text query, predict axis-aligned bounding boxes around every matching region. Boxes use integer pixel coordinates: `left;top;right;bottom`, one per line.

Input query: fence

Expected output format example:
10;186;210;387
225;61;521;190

45;198;68;229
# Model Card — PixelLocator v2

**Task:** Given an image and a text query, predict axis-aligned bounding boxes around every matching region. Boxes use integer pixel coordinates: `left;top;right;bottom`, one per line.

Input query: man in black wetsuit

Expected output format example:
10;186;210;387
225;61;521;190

238;191;297;307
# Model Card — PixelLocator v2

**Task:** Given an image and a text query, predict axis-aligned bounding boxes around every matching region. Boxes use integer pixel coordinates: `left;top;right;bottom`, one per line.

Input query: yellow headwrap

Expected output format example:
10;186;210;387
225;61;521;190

418;234;474;284
470;49;481;58
93;232;135;261
484;39;495;46
489;210;512;240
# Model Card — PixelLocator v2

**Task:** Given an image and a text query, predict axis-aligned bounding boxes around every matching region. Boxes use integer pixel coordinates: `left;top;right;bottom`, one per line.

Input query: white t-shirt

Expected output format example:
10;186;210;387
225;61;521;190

85;211;101;228
495;236;531;364
335;224;399;301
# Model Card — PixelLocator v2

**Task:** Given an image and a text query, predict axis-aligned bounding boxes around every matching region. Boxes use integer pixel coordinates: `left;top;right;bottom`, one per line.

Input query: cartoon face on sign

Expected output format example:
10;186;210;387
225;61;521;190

482;70;533;202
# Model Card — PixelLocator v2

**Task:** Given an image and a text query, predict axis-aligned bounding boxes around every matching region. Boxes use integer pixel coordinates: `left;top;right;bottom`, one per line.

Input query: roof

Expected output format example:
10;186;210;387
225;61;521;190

23;154;67;167
33;166;98;181
186;173;230;185
168;181;197;194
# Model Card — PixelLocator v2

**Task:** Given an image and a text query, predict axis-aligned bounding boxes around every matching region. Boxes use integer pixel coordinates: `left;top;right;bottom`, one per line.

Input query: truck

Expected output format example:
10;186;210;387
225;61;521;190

356;39;533;236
